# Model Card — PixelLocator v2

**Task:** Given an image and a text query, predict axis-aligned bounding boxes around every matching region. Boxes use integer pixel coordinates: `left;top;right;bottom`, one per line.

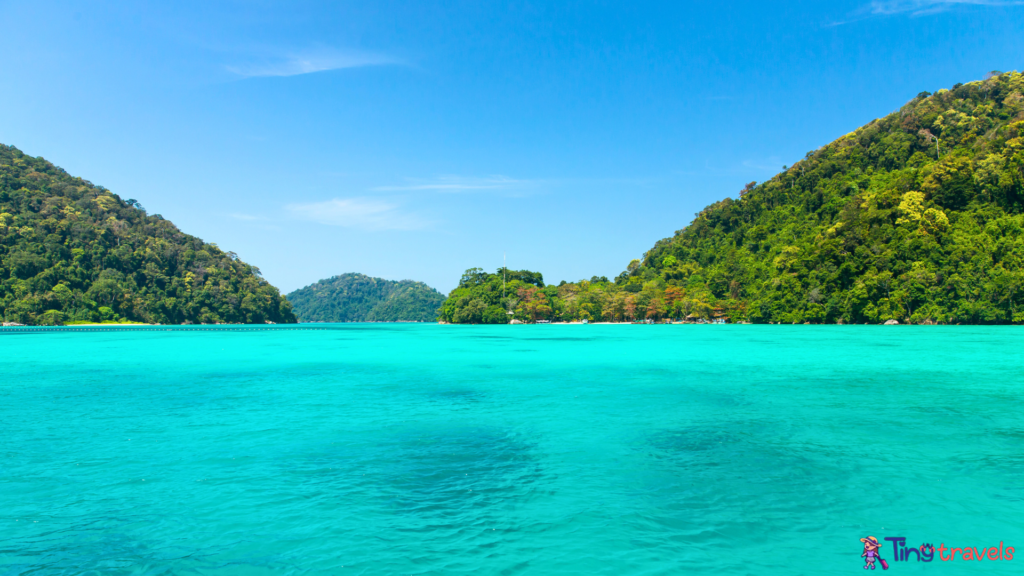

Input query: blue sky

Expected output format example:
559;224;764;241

1;1;1021;293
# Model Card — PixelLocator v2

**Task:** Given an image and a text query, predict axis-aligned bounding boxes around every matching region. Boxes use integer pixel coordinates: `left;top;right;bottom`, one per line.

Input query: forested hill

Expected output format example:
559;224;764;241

633;71;1024;324
0;145;296;325
286;273;446;322
439;72;1024;325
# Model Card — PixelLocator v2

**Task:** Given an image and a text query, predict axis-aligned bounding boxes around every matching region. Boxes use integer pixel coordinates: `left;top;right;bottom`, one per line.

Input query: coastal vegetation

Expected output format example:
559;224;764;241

442;72;1024;324
0;145;296;325
287;273;446;322
439;266;714;324
438;268;552;324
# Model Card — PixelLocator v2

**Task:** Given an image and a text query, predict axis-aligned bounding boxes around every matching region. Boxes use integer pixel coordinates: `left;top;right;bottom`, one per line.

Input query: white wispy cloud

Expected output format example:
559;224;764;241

226;48;398;78
868;0;1022;16
285;197;430;231
228;213;267;221
741;157;786;172
828;0;1021;25
372;175;529;193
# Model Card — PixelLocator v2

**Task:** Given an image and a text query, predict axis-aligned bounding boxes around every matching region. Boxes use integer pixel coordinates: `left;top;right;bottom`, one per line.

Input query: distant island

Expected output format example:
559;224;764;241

287;273;445;323
0;145;296;325
441;72;1024;325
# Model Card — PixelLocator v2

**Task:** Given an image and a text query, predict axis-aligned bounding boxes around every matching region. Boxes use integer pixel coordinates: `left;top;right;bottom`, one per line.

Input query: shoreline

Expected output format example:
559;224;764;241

63;323;156;326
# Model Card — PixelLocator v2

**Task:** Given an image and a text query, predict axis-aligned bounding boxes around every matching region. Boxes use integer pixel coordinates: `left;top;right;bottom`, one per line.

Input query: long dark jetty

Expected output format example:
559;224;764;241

0;324;340;334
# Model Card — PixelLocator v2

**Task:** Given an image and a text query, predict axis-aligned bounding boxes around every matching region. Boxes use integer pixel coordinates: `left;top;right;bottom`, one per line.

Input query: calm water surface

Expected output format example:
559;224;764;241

2;325;1023;574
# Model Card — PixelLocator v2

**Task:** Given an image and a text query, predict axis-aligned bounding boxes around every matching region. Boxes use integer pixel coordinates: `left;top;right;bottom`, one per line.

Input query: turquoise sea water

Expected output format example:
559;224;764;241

2;325;1023;575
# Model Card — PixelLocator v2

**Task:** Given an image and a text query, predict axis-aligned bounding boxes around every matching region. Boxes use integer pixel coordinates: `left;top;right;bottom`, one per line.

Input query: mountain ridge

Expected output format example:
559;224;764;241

0;144;296;325
631;71;1024;324
286;273;445;322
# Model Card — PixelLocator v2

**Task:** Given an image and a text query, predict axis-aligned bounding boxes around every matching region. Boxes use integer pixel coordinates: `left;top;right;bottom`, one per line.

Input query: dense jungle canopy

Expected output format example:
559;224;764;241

0;145;296;325
438;268;550;324
442;72;1024;324
287;273;445;322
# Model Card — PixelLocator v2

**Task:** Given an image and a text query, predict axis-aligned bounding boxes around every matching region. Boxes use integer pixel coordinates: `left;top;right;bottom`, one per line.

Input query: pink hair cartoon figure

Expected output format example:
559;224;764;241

860;536;889;570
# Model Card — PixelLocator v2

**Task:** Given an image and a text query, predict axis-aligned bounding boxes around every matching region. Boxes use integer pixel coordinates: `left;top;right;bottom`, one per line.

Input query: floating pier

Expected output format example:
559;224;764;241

0;324;340;334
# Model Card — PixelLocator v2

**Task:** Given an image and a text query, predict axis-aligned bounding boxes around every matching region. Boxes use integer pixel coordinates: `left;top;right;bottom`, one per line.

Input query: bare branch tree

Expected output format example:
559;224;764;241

918;129;940;159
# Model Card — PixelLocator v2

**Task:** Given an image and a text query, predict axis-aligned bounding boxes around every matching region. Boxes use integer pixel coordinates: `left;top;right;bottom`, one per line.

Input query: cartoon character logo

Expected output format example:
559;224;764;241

861;536;889;570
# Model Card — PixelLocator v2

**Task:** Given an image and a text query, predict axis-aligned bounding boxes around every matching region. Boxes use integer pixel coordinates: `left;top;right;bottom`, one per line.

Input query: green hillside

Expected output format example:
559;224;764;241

287;273;445;322
441;71;1024;324
0;145;296;325
437;268;548;324
635;71;1024;324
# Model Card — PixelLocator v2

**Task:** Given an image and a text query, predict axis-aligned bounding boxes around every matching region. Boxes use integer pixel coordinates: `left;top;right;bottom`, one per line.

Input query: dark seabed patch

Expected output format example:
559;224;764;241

638;419;861;523
520;336;594;342
376;425;543;520
425;388;488;408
